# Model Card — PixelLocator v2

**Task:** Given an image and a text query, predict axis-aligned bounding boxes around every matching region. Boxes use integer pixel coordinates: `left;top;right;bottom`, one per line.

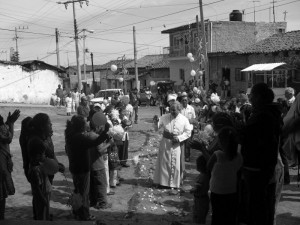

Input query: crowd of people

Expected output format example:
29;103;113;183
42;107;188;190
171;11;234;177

1;81;300;224
153;83;300;225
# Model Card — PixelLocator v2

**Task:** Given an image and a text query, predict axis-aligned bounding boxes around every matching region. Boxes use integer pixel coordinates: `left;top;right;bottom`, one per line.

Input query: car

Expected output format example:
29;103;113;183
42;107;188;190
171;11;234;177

92;89;124;103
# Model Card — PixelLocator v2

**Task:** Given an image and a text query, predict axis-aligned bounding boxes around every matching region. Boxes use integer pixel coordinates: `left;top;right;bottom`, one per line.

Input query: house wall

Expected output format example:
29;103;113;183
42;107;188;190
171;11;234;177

209;54;249;96
0;64;62;104
167;21;286;57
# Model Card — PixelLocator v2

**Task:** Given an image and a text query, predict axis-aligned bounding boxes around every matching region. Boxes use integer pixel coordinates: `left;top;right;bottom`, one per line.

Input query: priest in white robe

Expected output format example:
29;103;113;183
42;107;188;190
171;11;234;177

153;101;192;189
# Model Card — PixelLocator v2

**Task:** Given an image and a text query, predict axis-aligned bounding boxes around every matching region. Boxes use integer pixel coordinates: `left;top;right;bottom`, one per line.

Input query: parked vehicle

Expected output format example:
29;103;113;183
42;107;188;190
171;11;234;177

92;89;124;103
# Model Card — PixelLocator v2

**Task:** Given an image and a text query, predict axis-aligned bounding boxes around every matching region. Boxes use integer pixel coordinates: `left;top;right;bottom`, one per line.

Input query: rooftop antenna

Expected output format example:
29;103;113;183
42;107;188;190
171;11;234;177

283;10;287;22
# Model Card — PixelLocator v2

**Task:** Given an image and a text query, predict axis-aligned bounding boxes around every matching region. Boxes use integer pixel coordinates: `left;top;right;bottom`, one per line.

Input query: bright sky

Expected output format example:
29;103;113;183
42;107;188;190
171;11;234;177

0;0;299;67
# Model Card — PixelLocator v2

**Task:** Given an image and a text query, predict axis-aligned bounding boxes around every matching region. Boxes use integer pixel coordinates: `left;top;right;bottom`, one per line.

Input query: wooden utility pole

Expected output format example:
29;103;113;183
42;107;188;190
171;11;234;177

57;0;89;91
196;15;203;88
199;0;209;91
272;0;276;23
133;26;139;91
91;52;95;93
55;28;60;68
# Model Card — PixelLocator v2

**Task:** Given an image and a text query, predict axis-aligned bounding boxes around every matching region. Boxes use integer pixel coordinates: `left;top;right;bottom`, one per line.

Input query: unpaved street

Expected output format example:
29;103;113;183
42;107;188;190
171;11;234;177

1;104;299;225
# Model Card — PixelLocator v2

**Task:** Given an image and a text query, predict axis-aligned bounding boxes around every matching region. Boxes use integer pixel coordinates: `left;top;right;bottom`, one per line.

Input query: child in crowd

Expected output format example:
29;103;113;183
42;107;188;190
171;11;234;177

191;153;209;224
207;126;243;225
65;93;72;116
28;148;58;220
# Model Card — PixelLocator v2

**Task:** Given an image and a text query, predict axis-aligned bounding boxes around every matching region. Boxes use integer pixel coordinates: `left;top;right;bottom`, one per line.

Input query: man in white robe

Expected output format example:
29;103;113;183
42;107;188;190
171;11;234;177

153;101;192;189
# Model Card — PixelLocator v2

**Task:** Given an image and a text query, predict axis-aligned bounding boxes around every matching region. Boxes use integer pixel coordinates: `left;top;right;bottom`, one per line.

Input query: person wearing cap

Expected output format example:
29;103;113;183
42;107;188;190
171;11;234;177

89;112;113;209
193;98;202;120
165;93;177;113
77;96;90;120
181;92;196;162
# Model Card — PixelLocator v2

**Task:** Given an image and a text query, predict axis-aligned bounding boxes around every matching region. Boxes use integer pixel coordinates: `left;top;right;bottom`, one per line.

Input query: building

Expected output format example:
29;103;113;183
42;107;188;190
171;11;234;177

208;30;300;96
161;10;287;93
0;60;65;104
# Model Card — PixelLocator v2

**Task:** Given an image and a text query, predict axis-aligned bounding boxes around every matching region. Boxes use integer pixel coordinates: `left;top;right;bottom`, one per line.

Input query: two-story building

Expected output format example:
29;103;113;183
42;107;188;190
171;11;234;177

161;10;287;96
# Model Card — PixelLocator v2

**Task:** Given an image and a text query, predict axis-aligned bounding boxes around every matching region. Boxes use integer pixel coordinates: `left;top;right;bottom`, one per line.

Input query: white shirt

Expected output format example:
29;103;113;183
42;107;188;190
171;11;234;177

181;104;196;120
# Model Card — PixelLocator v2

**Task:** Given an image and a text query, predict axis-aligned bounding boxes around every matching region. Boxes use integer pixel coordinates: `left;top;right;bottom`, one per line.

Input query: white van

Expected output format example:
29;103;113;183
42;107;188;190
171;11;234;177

91;89;124;103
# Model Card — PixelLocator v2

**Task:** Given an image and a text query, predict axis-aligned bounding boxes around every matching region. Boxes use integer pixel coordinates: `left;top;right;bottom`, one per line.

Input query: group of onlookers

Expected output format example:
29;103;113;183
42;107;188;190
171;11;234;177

153;83;300;225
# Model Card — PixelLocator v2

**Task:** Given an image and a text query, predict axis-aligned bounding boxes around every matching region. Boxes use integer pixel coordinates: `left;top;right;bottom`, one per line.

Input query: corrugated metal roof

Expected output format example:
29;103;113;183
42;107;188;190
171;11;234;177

241;62;286;72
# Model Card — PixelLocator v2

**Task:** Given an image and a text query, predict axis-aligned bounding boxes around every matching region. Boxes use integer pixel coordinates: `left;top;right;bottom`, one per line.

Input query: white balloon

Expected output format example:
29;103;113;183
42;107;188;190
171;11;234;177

193;87;198;93
189;57;195;62
187;53;193;59
119;77;124;82
111;64;118;72
150;81;155;86
190;70;196;76
198;70;203;76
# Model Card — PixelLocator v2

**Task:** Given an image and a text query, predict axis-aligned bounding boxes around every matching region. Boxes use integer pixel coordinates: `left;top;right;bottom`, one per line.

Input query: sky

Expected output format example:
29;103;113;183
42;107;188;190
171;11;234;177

0;0;299;67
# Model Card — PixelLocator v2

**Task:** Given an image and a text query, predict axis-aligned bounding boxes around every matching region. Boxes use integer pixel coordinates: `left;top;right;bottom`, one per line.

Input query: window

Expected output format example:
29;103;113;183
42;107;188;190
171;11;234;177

179;69;185;81
292;69;300;83
278;28;285;33
235;68;246;82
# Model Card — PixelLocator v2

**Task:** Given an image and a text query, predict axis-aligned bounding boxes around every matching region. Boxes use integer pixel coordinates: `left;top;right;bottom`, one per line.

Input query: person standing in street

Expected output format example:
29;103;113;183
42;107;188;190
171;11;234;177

0;109;20;220
180;92;196;162
130;89;140;124
56;85;64;107
77;96;90;120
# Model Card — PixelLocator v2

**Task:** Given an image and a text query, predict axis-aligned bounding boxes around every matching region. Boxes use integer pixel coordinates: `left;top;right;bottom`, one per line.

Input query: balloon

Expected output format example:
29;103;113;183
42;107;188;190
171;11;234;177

187;53;193;59
189;57;195;62
111;64;118;72
119;77;124;82
199;70;203;76
193;87;198;93
190;70;196;76
150;81;155;86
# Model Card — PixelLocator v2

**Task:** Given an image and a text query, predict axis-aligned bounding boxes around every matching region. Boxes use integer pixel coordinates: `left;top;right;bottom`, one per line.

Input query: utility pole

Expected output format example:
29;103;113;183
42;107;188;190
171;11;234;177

12;27;19;62
57;0;89;91
55;28;60;68
91;52;95;93
133;26;139;91
199;0;209;91
196;15;202;87
272;0;276;23
251;0;260;22
81;29;94;85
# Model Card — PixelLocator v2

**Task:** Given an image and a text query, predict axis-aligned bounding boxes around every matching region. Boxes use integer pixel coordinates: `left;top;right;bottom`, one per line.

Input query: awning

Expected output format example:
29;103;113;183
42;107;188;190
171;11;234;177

241;63;286;72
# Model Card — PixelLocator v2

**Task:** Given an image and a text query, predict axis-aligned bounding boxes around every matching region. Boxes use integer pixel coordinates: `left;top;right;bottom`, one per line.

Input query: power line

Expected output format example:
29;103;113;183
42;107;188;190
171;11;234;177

94;0;225;34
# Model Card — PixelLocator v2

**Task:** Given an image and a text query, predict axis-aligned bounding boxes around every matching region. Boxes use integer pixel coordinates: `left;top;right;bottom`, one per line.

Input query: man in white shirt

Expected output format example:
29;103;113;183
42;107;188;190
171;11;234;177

285;87;295;109
180;93;196;162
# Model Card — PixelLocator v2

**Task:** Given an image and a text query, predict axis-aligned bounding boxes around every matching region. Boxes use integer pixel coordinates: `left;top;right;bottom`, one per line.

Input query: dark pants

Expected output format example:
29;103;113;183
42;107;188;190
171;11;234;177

0;198;5;220
159;107;165;116
72;172;90;220
118;137;129;166
279;137;290;184
184;131;194;160
211;192;238;225
89;169;107;207
133;106;138;123
32;190;50;220
193;194;209;224
243;169;275;225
